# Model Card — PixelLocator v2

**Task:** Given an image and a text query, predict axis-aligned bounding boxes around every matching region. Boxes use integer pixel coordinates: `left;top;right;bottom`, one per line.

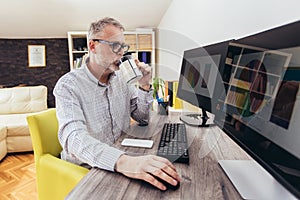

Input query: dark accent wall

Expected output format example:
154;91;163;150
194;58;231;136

0;38;70;108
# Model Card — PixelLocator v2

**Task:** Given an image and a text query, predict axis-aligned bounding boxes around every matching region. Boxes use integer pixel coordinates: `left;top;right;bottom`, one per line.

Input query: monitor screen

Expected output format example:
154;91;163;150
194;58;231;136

177;41;231;126
214;41;300;198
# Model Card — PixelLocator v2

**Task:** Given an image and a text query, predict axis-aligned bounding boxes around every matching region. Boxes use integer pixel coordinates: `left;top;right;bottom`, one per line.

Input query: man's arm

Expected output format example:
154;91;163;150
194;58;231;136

130;60;153;123
54;76;124;171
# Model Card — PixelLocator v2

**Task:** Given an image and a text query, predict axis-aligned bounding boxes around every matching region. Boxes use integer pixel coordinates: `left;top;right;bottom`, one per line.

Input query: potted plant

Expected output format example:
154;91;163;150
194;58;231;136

152;77;165;100
152;77;170;115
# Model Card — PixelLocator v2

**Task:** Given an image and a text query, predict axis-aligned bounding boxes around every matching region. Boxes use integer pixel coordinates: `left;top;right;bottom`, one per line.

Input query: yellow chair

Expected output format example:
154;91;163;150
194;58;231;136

27;108;89;200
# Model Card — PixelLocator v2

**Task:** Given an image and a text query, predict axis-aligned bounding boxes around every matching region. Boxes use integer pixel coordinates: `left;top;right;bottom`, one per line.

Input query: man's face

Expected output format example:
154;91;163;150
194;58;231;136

91;25;125;72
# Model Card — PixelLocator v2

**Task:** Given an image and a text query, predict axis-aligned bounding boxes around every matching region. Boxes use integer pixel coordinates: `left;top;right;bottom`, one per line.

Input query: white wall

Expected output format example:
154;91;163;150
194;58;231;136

0;0;172;38
156;0;300;80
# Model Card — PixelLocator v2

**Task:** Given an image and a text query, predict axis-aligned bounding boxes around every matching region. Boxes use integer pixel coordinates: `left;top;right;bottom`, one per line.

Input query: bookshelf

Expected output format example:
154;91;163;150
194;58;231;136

67;30;155;73
124;31;155;68
221;42;292;117
67;31;89;71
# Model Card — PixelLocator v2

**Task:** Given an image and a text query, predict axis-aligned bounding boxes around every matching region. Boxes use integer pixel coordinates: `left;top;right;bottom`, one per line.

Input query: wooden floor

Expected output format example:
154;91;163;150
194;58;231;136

0;152;37;200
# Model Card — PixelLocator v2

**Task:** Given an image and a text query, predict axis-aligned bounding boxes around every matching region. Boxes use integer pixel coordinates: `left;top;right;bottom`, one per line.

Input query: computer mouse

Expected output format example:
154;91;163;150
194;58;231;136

154;175;180;190
138;120;148;126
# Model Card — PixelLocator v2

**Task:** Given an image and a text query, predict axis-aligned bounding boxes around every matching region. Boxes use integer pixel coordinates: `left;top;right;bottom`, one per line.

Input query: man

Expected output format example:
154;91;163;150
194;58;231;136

54;17;181;190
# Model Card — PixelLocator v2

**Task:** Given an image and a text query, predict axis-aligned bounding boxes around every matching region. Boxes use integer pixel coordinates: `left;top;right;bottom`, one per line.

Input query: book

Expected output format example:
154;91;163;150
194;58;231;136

167;81;174;107
138;52;151;64
164;80;169;100
173;81;183;109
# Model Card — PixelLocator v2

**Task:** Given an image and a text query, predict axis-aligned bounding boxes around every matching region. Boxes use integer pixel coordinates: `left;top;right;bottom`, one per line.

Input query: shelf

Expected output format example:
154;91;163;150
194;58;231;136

222;42;292;116
67;32;88;70
72;50;88;54
68;30;155;74
124;31;155;67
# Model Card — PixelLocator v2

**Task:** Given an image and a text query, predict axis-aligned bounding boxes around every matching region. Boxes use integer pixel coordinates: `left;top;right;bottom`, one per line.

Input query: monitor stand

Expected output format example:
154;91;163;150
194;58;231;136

218;160;297;200
180;108;213;127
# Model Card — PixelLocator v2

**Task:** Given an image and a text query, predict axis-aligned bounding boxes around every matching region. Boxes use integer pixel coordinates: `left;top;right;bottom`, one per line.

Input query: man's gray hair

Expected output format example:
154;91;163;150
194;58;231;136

88;17;125;39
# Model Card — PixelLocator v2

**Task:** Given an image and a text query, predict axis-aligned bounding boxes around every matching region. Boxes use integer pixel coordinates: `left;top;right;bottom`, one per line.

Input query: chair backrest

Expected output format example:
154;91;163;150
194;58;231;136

27;108;62;159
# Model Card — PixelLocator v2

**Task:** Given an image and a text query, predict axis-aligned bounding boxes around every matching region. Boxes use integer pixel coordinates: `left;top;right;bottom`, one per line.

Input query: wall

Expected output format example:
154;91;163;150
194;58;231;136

156;0;300;81
0;38;70;107
1;0;172;38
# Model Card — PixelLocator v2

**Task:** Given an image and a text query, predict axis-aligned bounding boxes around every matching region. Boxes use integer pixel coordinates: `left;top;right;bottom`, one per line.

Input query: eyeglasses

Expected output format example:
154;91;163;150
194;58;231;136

92;39;130;54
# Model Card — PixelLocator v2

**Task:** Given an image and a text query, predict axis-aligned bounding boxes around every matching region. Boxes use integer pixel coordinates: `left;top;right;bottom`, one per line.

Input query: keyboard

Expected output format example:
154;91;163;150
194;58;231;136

157;123;189;164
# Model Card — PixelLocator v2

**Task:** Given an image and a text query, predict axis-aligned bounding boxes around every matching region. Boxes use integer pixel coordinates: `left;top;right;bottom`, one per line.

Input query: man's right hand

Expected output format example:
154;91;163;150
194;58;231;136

115;154;181;190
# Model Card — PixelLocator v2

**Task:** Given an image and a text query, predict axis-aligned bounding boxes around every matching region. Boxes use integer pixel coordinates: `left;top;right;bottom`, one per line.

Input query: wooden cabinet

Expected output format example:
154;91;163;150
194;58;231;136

67;30;155;73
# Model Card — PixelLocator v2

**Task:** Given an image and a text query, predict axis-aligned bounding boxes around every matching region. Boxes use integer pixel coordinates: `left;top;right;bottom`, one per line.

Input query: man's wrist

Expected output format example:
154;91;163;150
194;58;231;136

139;84;151;92
115;154;127;173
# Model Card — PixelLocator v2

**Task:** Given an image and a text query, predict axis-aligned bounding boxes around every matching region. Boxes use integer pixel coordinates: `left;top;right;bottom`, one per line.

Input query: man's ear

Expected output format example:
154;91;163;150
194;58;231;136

89;40;96;52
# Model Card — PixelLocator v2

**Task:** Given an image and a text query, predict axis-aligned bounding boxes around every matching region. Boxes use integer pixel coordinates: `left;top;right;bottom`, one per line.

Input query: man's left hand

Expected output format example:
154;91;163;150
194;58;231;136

135;59;152;89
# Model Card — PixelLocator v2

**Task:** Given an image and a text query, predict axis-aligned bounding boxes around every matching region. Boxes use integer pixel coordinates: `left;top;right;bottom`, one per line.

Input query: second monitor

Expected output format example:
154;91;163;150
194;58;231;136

177;40;231;127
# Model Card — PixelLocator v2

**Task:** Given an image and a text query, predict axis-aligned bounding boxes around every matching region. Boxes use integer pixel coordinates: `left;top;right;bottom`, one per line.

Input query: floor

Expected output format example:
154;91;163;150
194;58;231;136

0;152;37;200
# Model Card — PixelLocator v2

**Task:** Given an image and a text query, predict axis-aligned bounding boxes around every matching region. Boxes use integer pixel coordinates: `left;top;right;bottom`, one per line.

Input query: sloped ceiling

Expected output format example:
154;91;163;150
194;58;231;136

0;0;172;38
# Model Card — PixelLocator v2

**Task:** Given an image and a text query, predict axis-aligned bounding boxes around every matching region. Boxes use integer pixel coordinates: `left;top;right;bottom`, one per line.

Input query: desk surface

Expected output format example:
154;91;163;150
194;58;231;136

66;112;251;200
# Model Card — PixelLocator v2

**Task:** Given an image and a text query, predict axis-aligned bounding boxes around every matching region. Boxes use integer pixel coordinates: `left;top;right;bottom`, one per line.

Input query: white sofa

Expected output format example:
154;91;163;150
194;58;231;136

0;85;49;160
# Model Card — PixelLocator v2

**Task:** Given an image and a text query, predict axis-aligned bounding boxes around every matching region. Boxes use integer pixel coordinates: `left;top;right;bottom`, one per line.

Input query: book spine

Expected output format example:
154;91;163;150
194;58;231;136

168;81;173;107
164;81;169;101
173;81;183;109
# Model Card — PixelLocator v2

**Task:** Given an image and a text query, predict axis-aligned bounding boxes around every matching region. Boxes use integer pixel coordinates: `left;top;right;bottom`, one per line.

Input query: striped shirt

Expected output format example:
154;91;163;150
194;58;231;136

53;62;153;171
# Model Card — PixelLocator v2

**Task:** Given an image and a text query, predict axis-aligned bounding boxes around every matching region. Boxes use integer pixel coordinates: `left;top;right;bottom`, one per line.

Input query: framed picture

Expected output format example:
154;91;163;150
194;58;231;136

28;45;46;67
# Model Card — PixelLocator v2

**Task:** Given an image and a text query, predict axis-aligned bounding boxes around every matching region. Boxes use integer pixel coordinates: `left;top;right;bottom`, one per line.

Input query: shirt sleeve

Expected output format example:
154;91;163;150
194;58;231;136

53;76;124;171
130;85;154;123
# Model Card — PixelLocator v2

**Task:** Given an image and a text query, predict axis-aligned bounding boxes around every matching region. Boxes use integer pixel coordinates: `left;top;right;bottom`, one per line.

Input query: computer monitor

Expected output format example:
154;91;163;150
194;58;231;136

177;40;231;127
214;40;300;199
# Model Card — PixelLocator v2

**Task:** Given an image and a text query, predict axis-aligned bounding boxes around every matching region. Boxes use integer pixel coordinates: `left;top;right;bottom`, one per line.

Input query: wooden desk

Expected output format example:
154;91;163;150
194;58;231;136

66;112;251;200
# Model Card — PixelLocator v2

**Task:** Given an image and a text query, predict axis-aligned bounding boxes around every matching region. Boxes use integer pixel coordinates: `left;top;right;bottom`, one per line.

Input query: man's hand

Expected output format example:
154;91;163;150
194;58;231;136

115;154;181;190
135;59;152;90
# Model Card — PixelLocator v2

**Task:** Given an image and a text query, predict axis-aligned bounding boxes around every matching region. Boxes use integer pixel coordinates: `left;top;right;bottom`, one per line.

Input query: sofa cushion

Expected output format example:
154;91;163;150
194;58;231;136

0;85;47;114
0;114;29;136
